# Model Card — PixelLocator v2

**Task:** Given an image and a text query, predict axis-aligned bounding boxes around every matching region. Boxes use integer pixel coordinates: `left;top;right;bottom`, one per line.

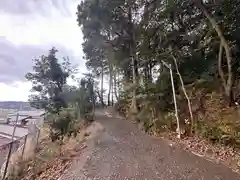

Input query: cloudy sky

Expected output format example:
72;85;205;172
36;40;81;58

0;0;86;101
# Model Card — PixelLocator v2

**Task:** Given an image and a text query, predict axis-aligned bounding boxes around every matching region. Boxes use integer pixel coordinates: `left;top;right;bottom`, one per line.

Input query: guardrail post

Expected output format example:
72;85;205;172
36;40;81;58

11;113;19;142
21;135;27;159
2;142;13;180
32;126;40;180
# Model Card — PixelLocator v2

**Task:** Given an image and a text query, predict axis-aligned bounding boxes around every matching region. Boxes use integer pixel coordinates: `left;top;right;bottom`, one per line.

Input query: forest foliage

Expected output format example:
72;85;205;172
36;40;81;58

76;0;240;147
26;48;96;142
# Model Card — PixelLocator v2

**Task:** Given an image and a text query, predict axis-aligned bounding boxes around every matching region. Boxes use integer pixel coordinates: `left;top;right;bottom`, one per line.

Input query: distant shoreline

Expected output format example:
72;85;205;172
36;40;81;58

0;101;32;111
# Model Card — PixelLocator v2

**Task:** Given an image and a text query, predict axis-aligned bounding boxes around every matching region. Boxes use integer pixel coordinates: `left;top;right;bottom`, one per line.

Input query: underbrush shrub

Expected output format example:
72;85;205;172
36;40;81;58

48;108;80;142
117;79;240;150
83;113;94;124
152;112;175;133
194;120;240;148
114;99;128;116
176;80;240;147
136;108;152;132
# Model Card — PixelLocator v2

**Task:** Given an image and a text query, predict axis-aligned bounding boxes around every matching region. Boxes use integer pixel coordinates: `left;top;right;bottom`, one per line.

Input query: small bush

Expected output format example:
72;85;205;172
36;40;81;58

49;108;79;142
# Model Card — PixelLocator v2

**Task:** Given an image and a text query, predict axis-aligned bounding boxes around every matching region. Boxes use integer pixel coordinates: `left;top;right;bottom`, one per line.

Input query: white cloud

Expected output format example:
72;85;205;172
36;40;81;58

0;0;86;101
0;82;31;101
0;1;82;56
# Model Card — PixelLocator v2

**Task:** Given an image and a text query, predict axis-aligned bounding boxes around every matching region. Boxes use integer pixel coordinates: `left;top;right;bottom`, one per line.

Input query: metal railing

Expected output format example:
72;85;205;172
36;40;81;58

0;113;41;180
1;135;27;179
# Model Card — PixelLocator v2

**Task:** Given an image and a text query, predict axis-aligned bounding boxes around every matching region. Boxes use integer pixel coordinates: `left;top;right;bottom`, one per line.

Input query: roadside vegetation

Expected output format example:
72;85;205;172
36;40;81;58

6;0;240;177
5;48;98;179
77;0;240;171
25;47;96;141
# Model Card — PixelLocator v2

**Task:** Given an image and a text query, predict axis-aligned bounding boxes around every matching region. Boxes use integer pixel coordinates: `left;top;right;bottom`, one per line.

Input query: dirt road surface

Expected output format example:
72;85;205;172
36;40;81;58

61;109;240;180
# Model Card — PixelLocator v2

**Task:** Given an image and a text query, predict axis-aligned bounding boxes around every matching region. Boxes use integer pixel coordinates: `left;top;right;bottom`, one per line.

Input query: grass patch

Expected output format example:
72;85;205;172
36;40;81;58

6;123;88;180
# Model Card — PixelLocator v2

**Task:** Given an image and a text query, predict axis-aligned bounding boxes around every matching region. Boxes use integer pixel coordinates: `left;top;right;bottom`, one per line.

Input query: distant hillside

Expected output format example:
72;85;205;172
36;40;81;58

0;101;32;110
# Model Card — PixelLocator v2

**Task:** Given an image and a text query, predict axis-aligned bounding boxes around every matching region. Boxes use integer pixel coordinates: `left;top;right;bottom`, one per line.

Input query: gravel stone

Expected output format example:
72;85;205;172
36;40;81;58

61;110;240;180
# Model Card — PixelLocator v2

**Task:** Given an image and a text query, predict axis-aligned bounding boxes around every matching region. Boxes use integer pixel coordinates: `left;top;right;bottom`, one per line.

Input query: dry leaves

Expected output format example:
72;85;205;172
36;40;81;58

20;143;87;180
21;158;71;180
18;128;88;180
162;132;240;173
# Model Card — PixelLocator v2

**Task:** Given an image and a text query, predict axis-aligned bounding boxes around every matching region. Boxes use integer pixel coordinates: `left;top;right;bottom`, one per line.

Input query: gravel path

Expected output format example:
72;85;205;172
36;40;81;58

61;109;240;180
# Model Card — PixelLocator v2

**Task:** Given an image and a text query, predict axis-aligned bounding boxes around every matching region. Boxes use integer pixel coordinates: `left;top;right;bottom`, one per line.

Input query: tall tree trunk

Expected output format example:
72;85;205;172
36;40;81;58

195;1;234;105
100;64;104;107
91;81;95;121
134;59;138;81
162;60;181;138
108;66;113;106
144;63;148;86
130;54;138;114
128;5;138;115
111;76;114;106
144;61;153;86
172;55;194;135
149;63;153;82
113;68;119;101
117;69;120;95
218;43;226;88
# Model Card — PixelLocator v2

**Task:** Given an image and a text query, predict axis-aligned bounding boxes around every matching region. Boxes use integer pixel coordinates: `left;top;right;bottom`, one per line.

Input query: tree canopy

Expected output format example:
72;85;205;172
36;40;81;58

77;0;240;141
25;48;71;113
26;47;97;142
